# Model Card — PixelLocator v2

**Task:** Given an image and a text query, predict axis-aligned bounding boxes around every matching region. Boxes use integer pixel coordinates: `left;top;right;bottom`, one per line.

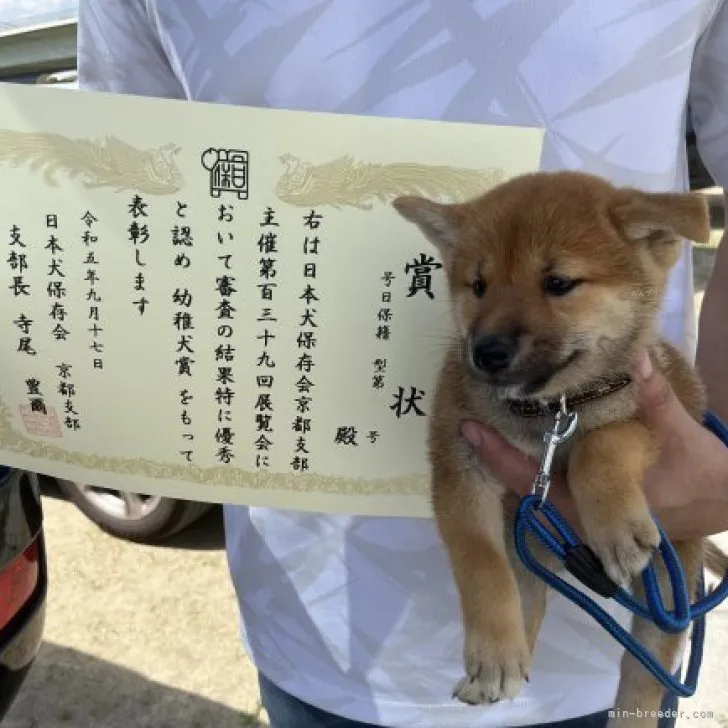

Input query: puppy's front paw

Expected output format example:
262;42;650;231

453;631;530;705
587;512;660;588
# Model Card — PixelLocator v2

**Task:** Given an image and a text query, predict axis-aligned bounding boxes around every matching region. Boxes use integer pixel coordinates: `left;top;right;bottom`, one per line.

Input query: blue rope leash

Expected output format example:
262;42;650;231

513;410;728;698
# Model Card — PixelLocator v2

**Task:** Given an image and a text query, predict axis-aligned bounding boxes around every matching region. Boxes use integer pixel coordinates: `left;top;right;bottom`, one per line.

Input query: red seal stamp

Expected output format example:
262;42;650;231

19;405;62;438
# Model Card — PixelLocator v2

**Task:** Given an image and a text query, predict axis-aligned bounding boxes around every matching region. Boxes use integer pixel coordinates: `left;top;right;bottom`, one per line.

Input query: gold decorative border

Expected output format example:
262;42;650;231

275;153;504;209
0;131;502;209
0;398;428;497
0;129;184;195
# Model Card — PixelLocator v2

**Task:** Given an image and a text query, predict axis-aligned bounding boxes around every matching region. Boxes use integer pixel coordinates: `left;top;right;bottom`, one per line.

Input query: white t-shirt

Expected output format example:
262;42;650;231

78;1;728;725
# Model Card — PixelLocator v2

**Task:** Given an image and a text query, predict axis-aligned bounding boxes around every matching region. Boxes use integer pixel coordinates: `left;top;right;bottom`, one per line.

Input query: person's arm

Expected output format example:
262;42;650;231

77;0;185;98
691;4;728;423
696;200;728;422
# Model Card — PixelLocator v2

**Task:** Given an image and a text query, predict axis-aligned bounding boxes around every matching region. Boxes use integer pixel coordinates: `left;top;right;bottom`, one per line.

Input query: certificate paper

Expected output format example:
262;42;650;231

0;82;543;517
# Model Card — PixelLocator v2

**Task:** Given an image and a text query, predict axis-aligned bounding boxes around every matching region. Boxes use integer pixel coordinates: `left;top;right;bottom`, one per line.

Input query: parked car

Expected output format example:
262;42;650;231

687;104;716;191
686;106;725;228
55;479;212;543
0;467;47;720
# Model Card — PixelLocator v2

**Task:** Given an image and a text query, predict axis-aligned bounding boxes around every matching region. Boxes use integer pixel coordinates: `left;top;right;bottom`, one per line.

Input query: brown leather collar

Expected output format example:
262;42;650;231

505;374;632;418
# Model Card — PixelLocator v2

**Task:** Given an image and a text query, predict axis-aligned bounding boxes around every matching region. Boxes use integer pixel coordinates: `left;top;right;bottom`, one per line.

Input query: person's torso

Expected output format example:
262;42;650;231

143;1;719;725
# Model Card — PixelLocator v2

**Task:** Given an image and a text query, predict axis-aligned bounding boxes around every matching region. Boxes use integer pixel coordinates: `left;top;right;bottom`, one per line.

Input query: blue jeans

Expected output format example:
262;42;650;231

258;671;679;728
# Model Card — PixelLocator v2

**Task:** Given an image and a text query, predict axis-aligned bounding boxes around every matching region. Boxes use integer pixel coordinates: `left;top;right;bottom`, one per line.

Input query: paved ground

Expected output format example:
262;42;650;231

685;530;728;728
4;483;267;728
3;230;727;728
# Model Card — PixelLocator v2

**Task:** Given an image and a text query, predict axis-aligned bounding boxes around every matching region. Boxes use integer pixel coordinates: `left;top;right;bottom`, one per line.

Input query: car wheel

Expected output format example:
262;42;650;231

55;479;212;543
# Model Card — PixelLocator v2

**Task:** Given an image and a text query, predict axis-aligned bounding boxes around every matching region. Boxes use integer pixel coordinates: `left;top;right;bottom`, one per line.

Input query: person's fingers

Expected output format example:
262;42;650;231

460;422;578;522
656;500;728;541
461;422;537;496
632;349;691;434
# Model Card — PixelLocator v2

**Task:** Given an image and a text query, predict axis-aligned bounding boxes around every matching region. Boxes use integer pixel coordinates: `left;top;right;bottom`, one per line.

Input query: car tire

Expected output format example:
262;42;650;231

55;479;212;543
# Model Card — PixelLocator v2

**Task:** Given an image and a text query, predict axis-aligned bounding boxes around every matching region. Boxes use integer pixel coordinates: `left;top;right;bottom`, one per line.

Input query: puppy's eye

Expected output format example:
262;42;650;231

472;277;486;298
543;275;581;296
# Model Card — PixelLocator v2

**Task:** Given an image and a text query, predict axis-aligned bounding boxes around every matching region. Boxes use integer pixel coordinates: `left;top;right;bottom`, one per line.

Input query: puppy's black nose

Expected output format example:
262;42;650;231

471;333;518;374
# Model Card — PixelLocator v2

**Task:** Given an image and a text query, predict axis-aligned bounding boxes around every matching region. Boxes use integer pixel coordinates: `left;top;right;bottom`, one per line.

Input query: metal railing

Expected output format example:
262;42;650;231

0;17;76;80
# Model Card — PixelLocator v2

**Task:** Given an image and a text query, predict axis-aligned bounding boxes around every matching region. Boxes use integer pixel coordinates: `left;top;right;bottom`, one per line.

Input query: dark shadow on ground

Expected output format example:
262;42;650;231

160;505;226;551
4;642;265;728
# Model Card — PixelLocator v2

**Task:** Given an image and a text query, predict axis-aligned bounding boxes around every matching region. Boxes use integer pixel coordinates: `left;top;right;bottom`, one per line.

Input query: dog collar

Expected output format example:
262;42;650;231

505;374;632;418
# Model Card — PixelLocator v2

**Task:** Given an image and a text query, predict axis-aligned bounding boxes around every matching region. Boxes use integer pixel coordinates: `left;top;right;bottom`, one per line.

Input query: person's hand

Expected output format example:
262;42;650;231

460;351;728;540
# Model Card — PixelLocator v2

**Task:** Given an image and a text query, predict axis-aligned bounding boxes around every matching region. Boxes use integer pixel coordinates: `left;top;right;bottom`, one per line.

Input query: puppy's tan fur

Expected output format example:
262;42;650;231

393;171;718;728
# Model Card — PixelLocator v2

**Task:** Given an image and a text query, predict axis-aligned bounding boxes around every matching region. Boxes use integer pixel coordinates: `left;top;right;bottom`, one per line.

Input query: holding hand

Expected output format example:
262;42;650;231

461;351;728;540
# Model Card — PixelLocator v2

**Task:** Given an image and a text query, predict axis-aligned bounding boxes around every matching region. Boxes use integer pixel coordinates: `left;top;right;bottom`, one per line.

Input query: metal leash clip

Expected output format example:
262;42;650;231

532;394;579;505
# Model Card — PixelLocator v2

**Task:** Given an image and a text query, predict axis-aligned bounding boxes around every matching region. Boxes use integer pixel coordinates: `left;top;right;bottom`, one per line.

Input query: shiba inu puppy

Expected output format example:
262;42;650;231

393;171;718;727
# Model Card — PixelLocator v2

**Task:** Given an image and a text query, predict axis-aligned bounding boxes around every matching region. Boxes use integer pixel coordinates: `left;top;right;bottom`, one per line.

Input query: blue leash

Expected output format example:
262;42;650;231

513;408;728;698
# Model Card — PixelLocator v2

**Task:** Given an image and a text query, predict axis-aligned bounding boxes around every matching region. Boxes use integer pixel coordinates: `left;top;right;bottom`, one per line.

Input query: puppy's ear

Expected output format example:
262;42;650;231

610;189;710;268
392;196;461;260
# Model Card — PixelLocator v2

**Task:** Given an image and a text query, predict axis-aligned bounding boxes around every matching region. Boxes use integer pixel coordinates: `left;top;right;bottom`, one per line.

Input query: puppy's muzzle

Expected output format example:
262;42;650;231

470;333;518;374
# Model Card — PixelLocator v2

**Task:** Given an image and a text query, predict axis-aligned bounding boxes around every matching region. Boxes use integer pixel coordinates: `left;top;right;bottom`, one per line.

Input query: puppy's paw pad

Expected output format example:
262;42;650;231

453;676;493;705
590;515;660;587
452;638;530;705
